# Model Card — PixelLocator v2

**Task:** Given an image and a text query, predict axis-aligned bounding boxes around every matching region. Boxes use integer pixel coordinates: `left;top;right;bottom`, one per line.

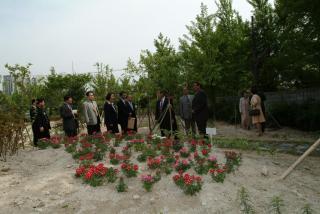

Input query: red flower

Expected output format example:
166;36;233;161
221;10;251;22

173;174;181;181
109;153;115;159
194;152;199;158
201;149;208;156
133;165;139;171
75;166;86;176
190;139;197;146
195;176;202;182
121;163;127;169
209;169;215;174
217;168;224;173
85;171;93;180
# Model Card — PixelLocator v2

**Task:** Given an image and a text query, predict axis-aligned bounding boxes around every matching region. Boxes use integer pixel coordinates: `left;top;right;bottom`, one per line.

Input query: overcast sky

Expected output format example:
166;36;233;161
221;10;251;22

0;0;273;76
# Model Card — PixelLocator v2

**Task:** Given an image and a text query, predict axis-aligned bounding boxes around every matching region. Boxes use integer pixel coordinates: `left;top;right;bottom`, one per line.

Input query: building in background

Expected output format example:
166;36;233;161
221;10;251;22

2;75;15;95
31;75;46;84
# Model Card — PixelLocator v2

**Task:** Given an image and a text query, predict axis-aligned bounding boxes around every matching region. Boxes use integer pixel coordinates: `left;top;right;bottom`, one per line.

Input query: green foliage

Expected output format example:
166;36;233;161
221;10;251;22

269;196;284;214
44;68;91;115
274;0;320;89
238;187;255;214
269;100;320;131
0;93;27;160
140;33;182;97
116;177;127;192
301;204;314;214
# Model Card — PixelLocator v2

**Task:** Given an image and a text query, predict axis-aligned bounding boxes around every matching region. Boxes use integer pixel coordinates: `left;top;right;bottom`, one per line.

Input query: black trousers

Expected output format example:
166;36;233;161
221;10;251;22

195;118;207;136
33;129;50;146
65;129;77;137
87;124;101;135
106;124;119;134
184;118;196;135
119;121;127;133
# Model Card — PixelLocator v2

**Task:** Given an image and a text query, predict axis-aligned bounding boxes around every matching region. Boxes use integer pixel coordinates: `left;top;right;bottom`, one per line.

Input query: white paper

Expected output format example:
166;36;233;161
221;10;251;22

206;128;217;136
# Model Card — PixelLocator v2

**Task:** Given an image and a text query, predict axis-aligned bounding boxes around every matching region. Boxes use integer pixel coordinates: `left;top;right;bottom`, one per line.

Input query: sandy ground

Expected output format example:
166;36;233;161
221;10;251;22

1;121;319;213
209;121;319;144
0;140;320;214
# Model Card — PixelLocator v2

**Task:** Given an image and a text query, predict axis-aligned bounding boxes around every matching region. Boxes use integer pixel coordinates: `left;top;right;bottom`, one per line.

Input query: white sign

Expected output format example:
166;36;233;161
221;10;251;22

206;128;217;136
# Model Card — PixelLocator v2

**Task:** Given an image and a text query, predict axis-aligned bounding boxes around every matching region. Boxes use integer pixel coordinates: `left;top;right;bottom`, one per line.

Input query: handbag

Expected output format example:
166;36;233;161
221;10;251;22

249;109;260;116
127;117;136;129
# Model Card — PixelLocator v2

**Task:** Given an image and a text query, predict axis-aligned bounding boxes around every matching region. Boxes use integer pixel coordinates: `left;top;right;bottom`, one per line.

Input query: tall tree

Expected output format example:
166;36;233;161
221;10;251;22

274;0;320;88
248;0;278;90
140;33;182;97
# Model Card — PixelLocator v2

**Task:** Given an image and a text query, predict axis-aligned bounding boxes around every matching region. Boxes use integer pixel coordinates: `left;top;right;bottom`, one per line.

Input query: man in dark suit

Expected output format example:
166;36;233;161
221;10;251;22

117;91;129;134
104;92;119;133
192;82;209;137
60;95;78;137
127;95;137;132
32;98;51;146
155;90;177;137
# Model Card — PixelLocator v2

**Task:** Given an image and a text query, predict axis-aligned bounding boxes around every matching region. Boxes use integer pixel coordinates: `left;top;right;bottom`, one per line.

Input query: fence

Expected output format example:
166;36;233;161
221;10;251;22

215;88;320;131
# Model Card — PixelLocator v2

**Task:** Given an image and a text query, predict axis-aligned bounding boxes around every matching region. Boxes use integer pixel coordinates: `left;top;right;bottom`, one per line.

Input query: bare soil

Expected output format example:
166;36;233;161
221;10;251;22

0;123;319;213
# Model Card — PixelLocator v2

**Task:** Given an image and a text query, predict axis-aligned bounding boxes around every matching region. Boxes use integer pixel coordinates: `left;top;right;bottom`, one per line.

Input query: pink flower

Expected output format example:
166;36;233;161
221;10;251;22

208;155;217;162
182;160;189;165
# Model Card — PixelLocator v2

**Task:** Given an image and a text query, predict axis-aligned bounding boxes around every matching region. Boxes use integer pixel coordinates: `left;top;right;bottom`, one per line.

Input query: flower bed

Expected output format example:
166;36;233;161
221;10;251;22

42;131;242;195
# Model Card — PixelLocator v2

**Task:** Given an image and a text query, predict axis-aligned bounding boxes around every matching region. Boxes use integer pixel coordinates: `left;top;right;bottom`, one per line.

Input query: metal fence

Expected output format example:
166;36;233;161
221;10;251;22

217;88;320;105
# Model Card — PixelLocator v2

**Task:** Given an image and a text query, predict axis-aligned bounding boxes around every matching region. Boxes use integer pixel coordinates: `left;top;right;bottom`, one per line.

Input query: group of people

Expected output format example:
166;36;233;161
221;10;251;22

29;81;209;146
156;81;209;138
239;86;266;136
82;91;137;136
30;91;138;146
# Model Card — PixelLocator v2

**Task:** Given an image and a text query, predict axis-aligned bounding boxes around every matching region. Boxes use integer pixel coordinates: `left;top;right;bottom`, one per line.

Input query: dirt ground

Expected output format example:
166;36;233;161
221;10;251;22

212;121;318;144
0;123;319;214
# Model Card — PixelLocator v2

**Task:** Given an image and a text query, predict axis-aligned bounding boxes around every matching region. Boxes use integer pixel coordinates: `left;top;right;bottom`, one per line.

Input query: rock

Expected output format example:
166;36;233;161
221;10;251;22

133;195;140;200
33;201;45;208
10;181;20;186
13;199;25;207
66;165;72;168
201;201;207;206
272;161;280;166
1;167;10;172
150;197;155;203
261;166;268;176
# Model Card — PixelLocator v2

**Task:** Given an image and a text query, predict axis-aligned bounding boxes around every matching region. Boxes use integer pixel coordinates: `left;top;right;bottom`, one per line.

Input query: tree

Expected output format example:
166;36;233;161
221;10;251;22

44;68;91;114
140;33;182;97
248;0;279;91
4;63;34;113
179;2;250;118
91;63;113;106
274;0;320;88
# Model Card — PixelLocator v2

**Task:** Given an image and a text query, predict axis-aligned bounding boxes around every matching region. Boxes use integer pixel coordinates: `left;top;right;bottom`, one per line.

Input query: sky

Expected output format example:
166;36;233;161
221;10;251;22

0;0;273;76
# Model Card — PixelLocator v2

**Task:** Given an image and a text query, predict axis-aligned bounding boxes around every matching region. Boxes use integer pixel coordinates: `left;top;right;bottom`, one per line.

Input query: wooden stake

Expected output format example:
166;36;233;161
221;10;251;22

280;138;320;180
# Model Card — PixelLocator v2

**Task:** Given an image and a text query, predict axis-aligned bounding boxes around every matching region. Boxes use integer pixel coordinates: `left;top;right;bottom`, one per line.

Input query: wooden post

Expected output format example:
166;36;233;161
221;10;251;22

280;138;320;180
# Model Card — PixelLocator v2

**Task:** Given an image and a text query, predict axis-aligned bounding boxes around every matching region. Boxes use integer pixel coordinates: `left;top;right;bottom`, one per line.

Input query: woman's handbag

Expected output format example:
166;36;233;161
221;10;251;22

127;117;136;129
249;109;260;116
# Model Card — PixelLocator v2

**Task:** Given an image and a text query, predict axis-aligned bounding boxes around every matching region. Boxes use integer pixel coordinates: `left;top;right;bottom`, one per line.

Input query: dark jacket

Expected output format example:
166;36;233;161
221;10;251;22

127;101;137;131
104;102;119;133
155;97;177;132
117;99;129;131
32;107;51;143
60;103;77;132
192;89;209;122
29;105;36;122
